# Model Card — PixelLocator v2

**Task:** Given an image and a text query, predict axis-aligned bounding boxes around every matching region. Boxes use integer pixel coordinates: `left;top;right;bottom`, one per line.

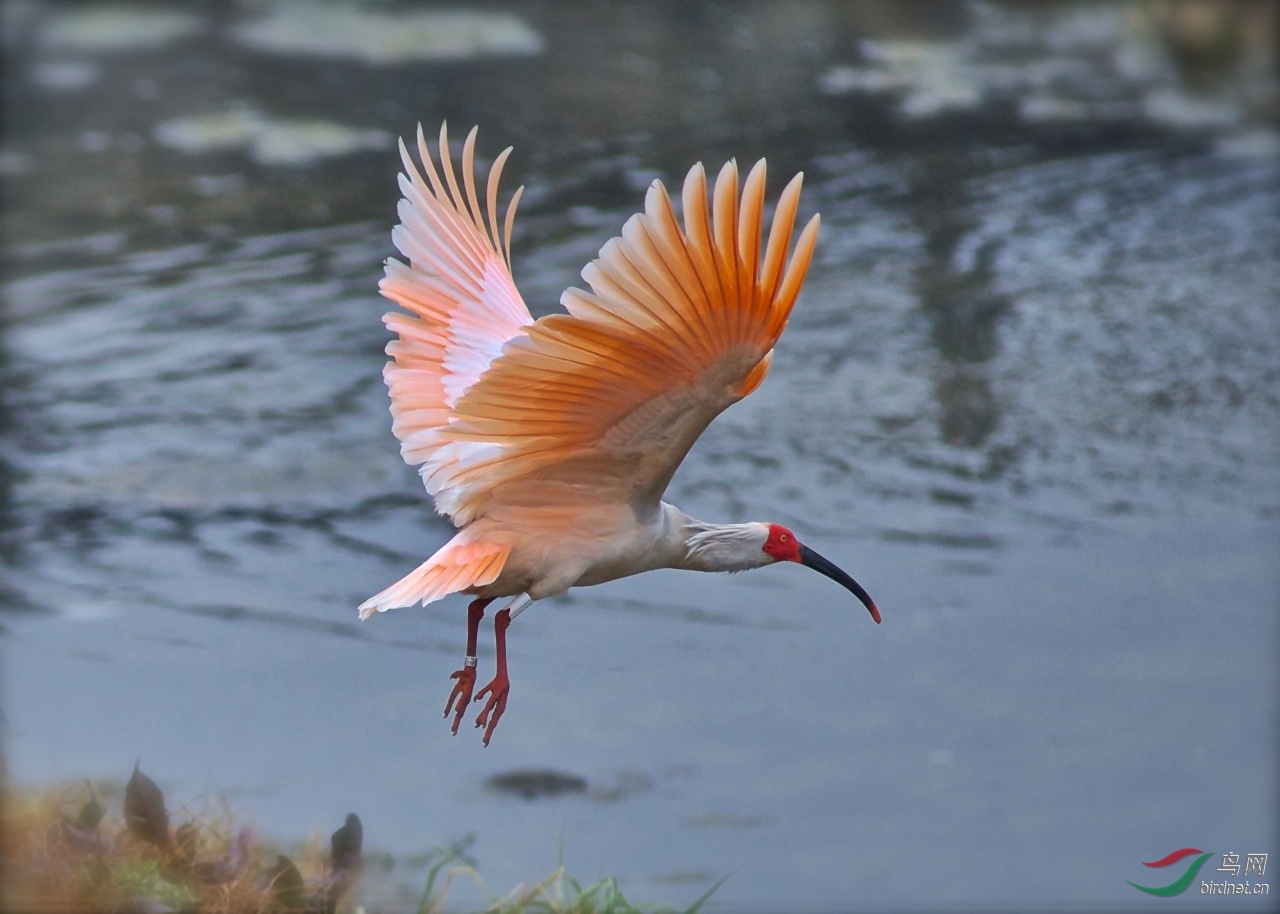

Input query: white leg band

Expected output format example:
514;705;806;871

507;592;533;620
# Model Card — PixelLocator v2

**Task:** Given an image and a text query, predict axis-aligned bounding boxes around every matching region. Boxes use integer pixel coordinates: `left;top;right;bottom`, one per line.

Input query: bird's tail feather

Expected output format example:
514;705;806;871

358;537;509;619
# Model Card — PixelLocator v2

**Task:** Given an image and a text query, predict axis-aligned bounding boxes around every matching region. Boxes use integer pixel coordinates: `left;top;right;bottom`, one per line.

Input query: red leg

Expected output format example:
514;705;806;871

473;608;512;747
444;598;490;735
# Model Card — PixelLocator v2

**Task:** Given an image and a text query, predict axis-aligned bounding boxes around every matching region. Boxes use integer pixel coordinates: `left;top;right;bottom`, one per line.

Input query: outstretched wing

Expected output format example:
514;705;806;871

377;122;532;514
415;156;820;526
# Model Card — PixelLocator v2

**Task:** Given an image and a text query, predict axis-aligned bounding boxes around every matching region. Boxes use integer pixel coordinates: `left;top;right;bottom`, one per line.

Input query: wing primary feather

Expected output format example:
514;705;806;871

712;160;741;337
461;126;484;230
487;146;514;265
738;159;767;335
437;123;467;216
768;213;821;338
504;185;524;267
399;136;430;200
680;163;728;338
760;171;803;306
416;123;449;206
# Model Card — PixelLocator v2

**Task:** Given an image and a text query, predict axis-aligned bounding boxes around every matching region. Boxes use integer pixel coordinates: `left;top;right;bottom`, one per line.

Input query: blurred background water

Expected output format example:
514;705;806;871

2;1;1278;911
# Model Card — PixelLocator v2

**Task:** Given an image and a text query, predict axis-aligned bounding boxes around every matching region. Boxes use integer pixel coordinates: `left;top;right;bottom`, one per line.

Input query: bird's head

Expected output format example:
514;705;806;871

761;523;882;624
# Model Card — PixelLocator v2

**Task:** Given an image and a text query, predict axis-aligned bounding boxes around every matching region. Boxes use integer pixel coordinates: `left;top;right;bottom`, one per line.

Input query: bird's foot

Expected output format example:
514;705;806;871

443;662;477;735
473;673;509;747
473;608;512;746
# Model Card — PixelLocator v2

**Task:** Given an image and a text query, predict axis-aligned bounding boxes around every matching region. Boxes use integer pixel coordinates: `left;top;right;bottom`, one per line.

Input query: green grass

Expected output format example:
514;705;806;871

415;847;727;914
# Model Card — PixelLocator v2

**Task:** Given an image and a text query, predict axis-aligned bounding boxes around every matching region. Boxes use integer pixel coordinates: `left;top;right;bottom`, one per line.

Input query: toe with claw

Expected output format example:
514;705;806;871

443;665;477;735
473;674;509;746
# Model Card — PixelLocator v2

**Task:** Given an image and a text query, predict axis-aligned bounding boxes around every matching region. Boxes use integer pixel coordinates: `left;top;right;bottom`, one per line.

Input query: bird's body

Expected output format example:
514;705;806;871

465;503;776;600
361;124;880;744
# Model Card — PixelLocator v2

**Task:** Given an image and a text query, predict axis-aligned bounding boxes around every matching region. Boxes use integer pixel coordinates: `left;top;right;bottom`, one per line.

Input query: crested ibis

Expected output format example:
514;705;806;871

359;124;880;745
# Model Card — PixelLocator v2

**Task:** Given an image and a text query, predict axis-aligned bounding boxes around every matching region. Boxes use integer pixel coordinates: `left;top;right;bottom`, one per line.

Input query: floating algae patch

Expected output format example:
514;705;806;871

819;40;984;119
817;1;1277;129
38;5;204;52
229;5;544;64
153;109;261;155
242;119;391;167
154;108;392;166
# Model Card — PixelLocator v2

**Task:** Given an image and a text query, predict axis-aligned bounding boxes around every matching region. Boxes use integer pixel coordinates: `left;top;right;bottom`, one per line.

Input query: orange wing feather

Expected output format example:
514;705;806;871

414;156;819;524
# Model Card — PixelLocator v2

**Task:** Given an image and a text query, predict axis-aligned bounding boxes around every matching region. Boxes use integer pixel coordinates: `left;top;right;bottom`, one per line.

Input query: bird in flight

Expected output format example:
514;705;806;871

360;124;881;745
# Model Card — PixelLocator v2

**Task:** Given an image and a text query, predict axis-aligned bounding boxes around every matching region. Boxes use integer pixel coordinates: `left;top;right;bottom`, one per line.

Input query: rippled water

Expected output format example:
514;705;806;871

3;2;1278;911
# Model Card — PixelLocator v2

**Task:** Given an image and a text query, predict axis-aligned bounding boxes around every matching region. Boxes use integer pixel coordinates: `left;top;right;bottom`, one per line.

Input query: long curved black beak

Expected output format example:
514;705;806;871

798;543;881;623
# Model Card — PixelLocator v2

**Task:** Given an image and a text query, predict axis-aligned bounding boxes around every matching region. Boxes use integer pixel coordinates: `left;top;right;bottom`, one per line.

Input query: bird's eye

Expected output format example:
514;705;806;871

779;534;788;543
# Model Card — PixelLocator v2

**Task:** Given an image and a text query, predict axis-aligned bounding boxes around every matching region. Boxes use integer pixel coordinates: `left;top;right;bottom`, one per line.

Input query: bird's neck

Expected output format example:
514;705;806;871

661;503;770;573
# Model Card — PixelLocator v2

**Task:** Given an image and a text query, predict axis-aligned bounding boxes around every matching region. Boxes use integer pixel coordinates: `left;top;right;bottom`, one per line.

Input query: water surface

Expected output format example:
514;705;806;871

3;2;1277;911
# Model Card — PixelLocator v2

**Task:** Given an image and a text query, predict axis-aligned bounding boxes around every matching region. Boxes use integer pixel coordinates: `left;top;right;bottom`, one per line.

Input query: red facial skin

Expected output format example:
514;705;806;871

762;523;802;562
